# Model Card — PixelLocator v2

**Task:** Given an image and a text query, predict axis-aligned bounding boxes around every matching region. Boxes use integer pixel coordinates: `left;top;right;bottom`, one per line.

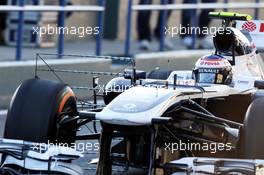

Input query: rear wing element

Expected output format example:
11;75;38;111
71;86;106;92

209;11;252;28
209;12;252;21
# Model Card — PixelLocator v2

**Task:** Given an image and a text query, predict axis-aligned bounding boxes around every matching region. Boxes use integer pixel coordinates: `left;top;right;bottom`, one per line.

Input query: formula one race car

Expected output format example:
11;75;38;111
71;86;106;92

2;12;264;175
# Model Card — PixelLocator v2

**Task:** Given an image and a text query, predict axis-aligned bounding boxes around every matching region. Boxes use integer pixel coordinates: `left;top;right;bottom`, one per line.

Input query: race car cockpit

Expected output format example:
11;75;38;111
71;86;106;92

193;54;233;85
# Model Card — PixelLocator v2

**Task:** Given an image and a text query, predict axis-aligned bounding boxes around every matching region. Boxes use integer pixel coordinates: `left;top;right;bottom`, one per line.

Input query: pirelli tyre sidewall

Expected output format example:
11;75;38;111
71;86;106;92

4;78;77;145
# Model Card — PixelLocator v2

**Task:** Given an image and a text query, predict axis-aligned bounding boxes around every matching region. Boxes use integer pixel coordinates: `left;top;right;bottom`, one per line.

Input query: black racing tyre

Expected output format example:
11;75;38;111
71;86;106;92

252;90;264;101
147;69;172;80
4;78;77;144
239;97;264;159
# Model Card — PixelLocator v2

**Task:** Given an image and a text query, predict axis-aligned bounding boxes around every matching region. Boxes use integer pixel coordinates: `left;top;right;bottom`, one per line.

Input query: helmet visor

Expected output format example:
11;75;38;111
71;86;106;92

198;73;216;83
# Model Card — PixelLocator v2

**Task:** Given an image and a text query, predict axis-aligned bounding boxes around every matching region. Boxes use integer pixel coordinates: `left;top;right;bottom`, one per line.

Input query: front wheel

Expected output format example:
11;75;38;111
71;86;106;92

4;78;78;145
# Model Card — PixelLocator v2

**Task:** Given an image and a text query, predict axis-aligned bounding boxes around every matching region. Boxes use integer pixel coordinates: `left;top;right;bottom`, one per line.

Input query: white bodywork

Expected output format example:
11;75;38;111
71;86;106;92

236;20;264;50
96;28;264;126
169;157;264;175
0;139;83;175
1;20;264;174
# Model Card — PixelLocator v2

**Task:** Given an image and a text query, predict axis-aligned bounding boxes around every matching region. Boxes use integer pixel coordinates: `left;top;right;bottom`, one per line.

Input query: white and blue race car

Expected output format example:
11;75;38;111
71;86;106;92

2;12;264;175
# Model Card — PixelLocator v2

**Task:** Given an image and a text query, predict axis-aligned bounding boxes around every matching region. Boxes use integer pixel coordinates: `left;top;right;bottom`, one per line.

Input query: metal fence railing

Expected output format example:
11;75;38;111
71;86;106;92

1;1;264;60
125;0;264;55
0;0;105;61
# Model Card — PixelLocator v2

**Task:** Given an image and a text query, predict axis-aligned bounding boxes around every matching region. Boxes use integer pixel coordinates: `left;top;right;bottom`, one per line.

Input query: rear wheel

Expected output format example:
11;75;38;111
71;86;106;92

4;78;77;144
239;97;264;159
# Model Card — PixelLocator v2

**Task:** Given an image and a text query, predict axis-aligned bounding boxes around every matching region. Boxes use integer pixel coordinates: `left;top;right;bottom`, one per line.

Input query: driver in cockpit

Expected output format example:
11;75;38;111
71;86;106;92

193;54;233;85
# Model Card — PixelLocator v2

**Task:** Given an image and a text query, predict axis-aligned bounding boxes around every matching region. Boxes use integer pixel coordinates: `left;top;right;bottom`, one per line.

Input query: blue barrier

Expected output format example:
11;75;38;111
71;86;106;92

224;0;228;12
255;0;260;20
125;0;132;56
191;2;197;50
159;0;168;51
16;0;24;61
10;1;264;60
14;1;105;60
124;1;263;55
125;0;169;55
96;0;105;56
58;0;66;59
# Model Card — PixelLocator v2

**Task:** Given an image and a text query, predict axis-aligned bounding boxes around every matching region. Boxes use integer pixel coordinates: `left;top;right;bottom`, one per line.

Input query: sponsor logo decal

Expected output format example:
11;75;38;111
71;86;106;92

123;103;137;110
237;80;249;84
242;21;257;32
200;61;220;66
260;23;264;32
199;68;219;73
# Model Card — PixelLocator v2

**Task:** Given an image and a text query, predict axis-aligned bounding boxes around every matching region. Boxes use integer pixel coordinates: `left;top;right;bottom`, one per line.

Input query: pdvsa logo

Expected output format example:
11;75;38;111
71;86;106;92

200;61;220;66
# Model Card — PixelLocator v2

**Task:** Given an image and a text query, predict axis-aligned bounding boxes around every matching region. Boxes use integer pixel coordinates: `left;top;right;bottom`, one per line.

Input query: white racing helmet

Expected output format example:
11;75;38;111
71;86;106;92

193;54;233;85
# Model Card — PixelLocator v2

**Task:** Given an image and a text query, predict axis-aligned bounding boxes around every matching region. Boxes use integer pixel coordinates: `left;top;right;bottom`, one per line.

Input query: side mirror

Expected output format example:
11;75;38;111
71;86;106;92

124;69;146;80
254;80;264;89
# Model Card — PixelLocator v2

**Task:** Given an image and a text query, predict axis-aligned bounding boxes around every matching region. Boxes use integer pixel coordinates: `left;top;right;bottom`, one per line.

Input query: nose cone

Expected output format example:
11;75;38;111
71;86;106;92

97;86;178;125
